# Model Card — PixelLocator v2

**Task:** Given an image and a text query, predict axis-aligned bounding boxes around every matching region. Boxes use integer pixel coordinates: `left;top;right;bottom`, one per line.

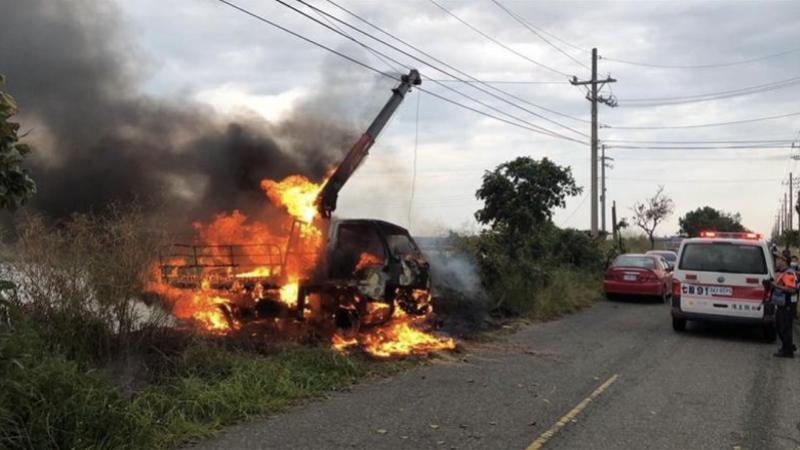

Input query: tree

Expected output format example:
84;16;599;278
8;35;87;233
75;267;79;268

0;74;36;210
631;186;674;249
475;156;581;236
678;206;745;237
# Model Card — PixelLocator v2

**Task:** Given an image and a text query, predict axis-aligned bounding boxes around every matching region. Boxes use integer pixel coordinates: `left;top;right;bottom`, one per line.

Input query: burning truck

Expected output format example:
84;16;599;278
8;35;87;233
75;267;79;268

147;70;455;358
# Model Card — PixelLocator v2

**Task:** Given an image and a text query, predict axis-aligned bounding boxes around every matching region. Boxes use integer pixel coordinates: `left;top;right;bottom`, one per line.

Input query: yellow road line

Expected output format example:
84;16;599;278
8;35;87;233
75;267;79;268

525;374;620;450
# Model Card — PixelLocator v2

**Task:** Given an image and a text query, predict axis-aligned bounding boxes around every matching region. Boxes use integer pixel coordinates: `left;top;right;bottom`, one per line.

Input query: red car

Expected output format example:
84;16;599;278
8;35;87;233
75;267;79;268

604;253;673;302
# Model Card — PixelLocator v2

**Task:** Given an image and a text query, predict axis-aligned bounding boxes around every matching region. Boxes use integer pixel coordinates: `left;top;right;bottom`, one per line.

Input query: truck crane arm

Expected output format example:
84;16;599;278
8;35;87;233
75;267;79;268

316;69;421;218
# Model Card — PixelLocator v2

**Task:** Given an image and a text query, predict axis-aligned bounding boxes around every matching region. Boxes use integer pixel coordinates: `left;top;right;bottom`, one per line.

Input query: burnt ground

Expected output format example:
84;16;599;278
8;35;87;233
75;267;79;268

187;299;800;450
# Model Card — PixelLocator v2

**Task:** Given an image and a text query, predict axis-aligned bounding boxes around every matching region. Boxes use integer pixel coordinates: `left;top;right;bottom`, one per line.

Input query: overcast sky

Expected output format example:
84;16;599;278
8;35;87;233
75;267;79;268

110;1;800;235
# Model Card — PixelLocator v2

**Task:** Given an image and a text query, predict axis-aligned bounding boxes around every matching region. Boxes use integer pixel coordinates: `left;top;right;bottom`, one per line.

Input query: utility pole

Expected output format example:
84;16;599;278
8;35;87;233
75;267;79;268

571;48;616;236
600;144;613;234
612;200;623;252
611;200;617;240
783;194;788;235
783;174;794;233
794;142;800;233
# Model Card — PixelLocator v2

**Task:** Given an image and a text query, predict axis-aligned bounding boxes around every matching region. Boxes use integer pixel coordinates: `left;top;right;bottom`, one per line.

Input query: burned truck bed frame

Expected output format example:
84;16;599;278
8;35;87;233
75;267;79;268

158;243;284;289
158;218;431;330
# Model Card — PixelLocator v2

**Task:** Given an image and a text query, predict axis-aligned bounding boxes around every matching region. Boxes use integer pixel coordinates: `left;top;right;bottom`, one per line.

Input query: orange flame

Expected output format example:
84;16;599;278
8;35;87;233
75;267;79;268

333;308;456;359
261;175;324;223
149;170;457;358
147;278;235;334
235;267;273;278
354;252;383;272
279;280;299;307
331;334;358;352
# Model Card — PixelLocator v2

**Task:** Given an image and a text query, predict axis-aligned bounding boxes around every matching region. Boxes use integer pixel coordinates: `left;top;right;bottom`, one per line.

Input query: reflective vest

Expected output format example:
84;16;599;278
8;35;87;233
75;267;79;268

774;269;798;304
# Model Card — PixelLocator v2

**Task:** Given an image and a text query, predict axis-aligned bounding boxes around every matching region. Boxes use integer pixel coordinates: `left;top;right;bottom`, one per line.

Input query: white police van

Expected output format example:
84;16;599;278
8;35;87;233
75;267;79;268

670;231;776;341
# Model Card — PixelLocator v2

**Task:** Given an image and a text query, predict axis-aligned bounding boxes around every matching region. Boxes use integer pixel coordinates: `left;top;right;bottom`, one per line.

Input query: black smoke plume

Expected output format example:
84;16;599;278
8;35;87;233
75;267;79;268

0;0;387;225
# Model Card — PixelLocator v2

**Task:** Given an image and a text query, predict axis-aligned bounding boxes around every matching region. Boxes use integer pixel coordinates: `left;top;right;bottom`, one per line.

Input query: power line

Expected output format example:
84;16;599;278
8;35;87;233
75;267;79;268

408;90;420;228
292;0;587;138
607;144;792;150
283;0;588;142
320;0;590;125
358;154;791;176
308;4;403;73
605;155;789;162
424;79;569;85
490;0;589;70
604;139;796;145
609;177;779;184
617;75;800;107
501;11;588;55
427;0;575;78
620;75;800;102
213;0;585;143
214;0;395;79
418;87;586;144
290;0;588;142
606;111;800;129
601;47;800;69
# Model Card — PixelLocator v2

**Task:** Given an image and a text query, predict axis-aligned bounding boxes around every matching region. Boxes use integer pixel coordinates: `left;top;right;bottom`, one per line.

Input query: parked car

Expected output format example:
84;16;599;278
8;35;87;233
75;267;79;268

646;250;678;271
604;254;673;302
670;231;775;340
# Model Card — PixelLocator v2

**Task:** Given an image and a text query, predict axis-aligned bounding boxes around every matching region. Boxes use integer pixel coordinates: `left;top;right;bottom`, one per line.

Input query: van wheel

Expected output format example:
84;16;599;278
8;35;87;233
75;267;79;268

672;317;687;332
763;325;777;342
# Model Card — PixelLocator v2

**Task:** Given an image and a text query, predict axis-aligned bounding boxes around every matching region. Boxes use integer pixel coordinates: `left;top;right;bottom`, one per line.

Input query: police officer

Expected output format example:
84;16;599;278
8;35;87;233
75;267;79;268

769;254;797;358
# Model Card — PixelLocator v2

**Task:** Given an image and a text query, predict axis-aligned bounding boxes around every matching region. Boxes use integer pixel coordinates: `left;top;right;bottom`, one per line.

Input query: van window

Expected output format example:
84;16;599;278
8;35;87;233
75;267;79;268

679;243;767;274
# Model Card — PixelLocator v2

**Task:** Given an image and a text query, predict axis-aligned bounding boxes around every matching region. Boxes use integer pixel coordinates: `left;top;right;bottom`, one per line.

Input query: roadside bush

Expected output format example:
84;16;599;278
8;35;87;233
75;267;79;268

464;231;549;316
450;224;603;318
4;207;168;361
548;228;604;270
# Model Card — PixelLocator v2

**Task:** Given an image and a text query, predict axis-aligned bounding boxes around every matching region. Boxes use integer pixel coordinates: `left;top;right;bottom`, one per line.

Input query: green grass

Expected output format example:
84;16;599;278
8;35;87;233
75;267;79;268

526;268;603;321
489;267;603;321
0;323;408;450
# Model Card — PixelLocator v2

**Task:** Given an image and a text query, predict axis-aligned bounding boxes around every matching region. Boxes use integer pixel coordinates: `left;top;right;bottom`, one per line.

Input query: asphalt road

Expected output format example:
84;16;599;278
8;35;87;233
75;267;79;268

191;299;800;450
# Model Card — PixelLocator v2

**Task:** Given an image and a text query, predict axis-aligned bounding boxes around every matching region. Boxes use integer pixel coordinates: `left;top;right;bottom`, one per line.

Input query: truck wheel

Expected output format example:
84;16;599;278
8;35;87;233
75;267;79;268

763;325;777;342
672;317;687;332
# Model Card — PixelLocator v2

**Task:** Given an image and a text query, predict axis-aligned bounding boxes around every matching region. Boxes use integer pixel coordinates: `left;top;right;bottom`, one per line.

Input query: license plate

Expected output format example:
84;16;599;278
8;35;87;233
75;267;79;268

682;284;733;297
623;274;637;281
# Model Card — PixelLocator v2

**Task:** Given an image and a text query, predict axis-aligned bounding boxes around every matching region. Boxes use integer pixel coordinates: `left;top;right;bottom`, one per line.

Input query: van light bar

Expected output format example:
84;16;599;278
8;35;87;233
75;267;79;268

699;231;761;240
